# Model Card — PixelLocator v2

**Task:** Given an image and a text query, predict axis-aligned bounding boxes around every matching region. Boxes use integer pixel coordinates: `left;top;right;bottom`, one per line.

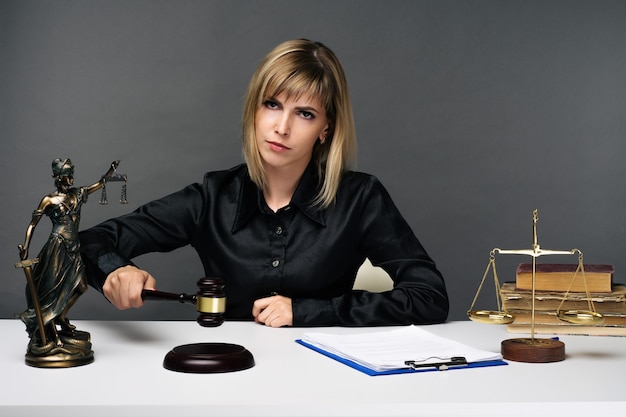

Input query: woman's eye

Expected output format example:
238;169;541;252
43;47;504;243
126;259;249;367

263;100;278;109
300;111;314;119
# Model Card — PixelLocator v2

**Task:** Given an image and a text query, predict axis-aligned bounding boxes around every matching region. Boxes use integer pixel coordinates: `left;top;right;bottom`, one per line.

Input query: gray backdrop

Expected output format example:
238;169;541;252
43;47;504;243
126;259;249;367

2;0;625;323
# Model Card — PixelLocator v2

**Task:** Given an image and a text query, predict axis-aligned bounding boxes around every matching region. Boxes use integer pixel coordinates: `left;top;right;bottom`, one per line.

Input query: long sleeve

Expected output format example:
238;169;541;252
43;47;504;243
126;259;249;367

80;181;207;291
291;174;448;326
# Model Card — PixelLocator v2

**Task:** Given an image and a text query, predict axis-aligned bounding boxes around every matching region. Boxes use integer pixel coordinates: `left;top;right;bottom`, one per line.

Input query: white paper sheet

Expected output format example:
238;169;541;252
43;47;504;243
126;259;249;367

301;325;502;372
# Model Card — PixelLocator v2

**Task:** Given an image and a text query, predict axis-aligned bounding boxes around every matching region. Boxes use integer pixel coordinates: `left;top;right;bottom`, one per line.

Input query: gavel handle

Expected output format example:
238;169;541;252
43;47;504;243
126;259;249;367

141;289;196;305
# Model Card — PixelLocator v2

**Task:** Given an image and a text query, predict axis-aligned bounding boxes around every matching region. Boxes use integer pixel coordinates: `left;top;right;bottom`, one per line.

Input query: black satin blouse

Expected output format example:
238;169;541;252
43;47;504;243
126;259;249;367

79;162;448;326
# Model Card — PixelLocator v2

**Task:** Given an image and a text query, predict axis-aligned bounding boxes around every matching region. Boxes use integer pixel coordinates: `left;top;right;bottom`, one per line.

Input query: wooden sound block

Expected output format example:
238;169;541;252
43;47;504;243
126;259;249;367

163;342;255;373
501;338;565;363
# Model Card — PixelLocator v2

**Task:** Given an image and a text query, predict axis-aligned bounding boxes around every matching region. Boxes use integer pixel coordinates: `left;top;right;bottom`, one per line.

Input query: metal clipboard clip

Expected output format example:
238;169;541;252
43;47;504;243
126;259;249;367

404;356;467;371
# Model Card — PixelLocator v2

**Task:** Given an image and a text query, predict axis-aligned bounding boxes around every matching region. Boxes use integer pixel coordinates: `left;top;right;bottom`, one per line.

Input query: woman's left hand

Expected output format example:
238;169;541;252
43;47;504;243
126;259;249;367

252;295;293;327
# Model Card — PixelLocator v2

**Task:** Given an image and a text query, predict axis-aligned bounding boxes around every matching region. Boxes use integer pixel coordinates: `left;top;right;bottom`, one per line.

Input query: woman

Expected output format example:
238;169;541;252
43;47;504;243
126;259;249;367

18;159;119;348
79;39;448;327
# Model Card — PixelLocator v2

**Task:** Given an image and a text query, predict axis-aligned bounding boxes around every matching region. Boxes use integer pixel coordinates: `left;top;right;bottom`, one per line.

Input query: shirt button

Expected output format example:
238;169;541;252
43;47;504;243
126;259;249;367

272;259;280;268
275;226;283;235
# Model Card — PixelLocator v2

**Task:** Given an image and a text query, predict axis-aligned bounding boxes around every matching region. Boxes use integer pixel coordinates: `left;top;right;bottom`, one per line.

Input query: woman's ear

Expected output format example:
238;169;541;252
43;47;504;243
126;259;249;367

319;124;331;143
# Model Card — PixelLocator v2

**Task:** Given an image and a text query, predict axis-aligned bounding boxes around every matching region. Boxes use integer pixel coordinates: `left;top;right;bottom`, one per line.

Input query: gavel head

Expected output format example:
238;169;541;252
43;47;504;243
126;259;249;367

195;277;226;327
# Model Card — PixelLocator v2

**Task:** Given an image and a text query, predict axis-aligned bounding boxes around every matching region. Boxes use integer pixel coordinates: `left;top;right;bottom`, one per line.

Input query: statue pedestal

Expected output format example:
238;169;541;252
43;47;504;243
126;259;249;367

25;329;94;368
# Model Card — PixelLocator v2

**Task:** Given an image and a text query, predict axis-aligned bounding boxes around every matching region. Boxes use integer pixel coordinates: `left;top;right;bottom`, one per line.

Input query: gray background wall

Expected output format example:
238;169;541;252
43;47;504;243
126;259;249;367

2;0;625;323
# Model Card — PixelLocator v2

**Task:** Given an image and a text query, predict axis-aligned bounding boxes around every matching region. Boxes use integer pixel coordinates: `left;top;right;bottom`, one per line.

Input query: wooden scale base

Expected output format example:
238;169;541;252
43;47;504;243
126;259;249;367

501;338;565;363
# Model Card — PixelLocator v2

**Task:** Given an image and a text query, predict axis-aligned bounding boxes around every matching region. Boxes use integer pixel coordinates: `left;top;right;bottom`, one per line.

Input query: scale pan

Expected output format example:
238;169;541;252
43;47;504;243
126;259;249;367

468;310;514;324
557;310;604;325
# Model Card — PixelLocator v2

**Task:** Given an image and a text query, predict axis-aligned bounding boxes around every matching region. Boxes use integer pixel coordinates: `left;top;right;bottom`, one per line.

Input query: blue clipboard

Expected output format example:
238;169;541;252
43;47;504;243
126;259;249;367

295;339;508;376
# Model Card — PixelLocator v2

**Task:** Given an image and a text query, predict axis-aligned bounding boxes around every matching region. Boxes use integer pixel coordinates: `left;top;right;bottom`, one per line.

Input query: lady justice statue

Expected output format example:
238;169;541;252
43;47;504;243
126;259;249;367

15;159;122;367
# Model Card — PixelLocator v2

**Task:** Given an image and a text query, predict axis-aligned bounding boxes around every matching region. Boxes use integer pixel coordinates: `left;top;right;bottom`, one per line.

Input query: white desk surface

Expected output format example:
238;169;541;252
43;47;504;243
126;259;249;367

0;319;624;417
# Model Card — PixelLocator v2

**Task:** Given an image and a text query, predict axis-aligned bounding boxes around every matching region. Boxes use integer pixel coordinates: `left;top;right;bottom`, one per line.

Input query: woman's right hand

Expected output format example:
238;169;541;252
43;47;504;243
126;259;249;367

103;265;157;310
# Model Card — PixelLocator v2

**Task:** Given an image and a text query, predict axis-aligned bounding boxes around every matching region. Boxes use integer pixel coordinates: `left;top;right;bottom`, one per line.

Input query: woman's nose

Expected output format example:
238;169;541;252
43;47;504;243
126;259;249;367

275;114;290;136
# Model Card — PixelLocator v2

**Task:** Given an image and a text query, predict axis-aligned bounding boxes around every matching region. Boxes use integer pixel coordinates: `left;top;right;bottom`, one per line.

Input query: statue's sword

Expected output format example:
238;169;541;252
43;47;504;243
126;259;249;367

15;258;48;345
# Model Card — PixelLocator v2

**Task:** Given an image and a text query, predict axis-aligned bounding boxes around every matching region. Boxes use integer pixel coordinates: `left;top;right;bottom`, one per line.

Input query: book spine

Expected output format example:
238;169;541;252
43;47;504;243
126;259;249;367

515;272;612;293
506;324;626;337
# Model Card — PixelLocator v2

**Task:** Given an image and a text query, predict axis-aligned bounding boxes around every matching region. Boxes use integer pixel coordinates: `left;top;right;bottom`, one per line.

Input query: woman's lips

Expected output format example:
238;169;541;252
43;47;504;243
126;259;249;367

268;141;290;151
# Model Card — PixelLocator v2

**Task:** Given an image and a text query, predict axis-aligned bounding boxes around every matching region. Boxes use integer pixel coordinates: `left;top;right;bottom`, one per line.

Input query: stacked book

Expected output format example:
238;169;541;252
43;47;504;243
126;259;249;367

502;263;626;336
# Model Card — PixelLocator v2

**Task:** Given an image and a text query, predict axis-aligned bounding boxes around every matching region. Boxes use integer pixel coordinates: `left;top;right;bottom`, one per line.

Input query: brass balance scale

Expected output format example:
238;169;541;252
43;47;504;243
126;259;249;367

467;209;604;363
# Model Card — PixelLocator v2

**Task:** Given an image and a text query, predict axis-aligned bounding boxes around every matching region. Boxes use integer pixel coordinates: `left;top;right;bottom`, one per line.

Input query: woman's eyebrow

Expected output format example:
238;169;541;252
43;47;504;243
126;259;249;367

295;104;321;114
268;94;322;114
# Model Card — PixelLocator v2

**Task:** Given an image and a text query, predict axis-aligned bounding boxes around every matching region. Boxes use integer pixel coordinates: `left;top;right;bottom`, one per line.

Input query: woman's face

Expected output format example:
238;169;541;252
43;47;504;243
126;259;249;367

255;92;329;173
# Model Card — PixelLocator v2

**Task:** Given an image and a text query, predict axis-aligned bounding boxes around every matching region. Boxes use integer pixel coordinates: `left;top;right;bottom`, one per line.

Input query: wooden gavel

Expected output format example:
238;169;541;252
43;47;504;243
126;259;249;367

141;277;225;327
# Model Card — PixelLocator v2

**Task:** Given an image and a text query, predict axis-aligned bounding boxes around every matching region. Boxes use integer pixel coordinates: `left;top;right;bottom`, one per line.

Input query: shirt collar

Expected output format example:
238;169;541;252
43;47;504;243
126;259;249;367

232;162;326;232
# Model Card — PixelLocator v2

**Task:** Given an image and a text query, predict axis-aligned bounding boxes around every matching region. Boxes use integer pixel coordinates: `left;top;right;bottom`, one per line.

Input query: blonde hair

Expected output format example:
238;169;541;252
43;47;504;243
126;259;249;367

242;39;357;208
